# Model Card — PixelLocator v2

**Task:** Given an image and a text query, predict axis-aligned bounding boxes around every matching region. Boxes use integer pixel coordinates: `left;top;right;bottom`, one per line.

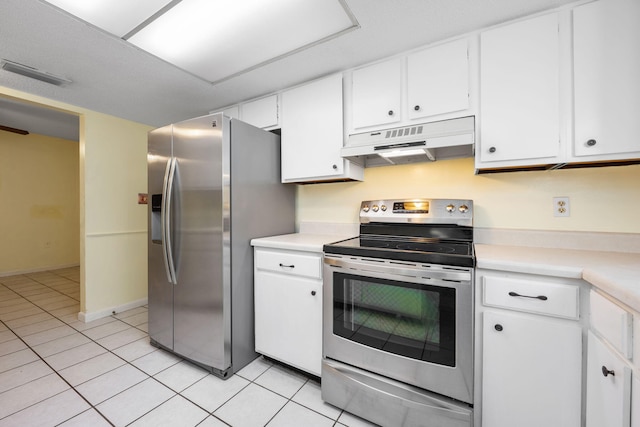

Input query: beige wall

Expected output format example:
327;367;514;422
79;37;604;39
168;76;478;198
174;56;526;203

297;157;640;234
0;132;79;273
0;87;152;319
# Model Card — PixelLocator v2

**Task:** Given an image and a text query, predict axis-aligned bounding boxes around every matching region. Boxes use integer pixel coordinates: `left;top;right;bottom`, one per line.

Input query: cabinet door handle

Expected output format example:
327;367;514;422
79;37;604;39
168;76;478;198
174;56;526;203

414;105;420;111
279;263;295;269
311;290;317;296
508;291;548;301
586;139;597;147
388;110;394;116
601;366;615;377
494;324;503;332
489;146;497;153
332;164;338;170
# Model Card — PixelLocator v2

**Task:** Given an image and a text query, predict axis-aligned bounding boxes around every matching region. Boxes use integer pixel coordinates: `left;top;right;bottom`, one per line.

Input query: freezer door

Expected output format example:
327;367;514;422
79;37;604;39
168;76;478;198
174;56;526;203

148;125;174;350
171;113;230;371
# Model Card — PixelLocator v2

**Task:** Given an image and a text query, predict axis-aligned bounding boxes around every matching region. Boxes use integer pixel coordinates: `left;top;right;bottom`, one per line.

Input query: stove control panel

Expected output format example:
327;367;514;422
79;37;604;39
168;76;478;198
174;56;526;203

360;198;473;226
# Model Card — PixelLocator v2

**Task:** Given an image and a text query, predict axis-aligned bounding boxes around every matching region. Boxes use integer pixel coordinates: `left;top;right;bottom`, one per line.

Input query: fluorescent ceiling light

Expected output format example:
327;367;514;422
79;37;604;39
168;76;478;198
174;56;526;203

44;0;176;38
43;0;358;84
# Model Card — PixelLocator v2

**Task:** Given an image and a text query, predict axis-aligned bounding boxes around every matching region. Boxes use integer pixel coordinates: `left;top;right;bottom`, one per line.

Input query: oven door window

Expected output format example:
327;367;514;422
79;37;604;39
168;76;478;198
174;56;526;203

332;272;456;367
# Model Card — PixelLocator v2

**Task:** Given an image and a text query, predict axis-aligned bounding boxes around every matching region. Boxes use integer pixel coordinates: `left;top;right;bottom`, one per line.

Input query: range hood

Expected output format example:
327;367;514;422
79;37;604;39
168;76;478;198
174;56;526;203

342;116;475;167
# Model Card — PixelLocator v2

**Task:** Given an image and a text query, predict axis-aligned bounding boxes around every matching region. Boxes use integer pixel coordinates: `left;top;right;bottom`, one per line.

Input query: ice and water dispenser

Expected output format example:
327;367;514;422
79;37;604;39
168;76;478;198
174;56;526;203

151;194;162;244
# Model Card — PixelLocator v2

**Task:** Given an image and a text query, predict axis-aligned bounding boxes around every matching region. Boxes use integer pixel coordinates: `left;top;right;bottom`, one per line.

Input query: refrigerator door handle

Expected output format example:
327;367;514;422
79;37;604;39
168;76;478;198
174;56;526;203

162;157;178;285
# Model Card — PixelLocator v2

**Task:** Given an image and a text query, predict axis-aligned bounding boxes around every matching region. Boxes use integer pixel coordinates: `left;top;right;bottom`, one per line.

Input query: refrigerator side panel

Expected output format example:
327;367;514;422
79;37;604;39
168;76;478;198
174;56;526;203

148;125;174;350
229;119;296;372
172;113;230;373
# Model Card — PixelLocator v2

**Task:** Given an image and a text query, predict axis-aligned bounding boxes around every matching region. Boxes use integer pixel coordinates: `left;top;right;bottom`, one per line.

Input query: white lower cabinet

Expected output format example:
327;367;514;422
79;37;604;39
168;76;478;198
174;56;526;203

586;290;637;427
478;272;582;427
586;331;632;427
481;310;582;427
253;248;323;376
632;374;640;427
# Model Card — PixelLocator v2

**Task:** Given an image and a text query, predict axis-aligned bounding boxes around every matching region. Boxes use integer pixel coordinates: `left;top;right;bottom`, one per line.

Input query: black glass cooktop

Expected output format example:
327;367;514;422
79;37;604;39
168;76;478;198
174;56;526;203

324;236;474;267
323;223;474;267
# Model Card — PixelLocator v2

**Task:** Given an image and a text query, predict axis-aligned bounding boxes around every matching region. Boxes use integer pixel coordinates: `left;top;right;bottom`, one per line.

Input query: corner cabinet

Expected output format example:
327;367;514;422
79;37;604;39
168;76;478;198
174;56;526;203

572;0;640;162
476;12;562;170
240;95;280;130
476;271;583;427
253;247;323;376
586;290;637;427
280;74;363;183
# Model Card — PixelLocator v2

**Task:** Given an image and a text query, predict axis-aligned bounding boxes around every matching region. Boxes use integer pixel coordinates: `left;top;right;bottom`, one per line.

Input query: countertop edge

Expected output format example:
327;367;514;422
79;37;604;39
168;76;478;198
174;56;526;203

475;244;640;313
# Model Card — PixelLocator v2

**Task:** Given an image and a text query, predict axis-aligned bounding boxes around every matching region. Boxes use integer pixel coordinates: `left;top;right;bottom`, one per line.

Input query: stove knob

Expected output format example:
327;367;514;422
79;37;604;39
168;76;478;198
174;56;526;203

458;204;469;213
446;204;455;213
372;205;379;212
380;205;387;212
362;205;370;212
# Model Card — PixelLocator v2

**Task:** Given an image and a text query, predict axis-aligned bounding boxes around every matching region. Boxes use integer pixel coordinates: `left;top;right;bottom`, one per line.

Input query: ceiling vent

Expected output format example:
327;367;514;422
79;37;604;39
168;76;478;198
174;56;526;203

1;60;72;86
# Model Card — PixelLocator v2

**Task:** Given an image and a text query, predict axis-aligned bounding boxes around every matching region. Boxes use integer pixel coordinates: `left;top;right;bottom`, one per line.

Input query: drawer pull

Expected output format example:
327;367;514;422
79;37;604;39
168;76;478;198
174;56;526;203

508;291;548;301
601;366;615;377
279;263;295;269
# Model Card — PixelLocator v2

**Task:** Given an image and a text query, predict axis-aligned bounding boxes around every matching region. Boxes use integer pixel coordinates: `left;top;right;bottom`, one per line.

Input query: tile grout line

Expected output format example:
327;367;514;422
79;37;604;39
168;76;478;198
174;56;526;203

2;271;352;427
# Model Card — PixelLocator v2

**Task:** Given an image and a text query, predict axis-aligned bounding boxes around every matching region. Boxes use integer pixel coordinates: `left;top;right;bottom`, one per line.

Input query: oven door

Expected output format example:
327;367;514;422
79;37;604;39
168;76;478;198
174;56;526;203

323;254;474;404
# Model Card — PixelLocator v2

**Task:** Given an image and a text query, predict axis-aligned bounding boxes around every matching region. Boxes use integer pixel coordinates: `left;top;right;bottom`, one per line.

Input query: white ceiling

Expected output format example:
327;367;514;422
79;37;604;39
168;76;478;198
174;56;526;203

0;0;576;140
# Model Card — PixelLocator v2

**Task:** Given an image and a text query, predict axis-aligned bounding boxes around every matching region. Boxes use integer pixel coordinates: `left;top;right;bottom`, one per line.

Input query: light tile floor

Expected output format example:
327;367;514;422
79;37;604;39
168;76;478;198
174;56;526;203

0;267;378;427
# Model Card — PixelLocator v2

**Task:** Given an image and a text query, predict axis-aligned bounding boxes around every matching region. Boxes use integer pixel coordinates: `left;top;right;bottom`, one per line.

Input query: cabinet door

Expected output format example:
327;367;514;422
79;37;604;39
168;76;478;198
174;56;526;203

254;271;322;376
351;58;402;130
281;74;352;182
407;39;469;120
482;310;582;427
586;331;632;427
633;374;640;427
573;0;640;159
241;95;279;129
479;13;560;164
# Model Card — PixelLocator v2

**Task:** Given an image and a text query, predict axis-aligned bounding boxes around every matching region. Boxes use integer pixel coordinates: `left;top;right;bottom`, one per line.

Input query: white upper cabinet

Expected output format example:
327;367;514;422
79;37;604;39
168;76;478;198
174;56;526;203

572;0;640;161
347;38;474;134
477;13;561;168
281;74;363;183
351;58;403;131
407;38;470;120
240;94;279;130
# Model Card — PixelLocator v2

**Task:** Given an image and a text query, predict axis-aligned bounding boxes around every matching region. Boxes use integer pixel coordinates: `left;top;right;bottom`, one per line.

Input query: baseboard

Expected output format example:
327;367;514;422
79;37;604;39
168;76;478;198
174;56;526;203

0;263;80;278
78;297;148;323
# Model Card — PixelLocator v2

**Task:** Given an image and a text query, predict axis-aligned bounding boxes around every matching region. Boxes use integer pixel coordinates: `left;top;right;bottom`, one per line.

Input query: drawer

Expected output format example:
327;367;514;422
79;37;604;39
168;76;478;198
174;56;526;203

590;290;633;359
255;248;322;280
482;275;579;319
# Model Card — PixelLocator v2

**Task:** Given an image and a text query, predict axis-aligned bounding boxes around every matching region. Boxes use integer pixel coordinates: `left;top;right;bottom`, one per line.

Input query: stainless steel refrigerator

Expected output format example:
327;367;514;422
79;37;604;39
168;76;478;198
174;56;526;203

147;113;295;378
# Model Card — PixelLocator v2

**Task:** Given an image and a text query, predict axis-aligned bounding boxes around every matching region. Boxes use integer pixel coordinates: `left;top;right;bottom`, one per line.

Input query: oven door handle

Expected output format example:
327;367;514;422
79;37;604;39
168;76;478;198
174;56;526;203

324;256;471;282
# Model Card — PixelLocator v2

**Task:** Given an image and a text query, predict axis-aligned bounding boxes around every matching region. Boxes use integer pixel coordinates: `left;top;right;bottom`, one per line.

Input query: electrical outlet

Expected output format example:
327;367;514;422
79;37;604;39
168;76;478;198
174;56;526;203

553;197;570;217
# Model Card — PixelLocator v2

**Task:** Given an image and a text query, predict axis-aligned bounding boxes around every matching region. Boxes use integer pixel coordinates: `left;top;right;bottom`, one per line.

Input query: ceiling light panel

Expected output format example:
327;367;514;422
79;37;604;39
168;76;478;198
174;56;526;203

43;0;175;38
127;0;357;83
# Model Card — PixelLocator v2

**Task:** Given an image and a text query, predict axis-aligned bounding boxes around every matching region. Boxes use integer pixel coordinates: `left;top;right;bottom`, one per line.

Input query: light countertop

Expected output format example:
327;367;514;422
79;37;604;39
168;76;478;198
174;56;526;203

475;244;640;312
251;233;640;312
251;233;352;253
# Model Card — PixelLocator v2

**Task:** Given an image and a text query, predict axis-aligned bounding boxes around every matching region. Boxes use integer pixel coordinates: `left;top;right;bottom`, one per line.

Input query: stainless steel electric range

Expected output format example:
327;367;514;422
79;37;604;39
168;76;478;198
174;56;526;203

322;198;475;427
